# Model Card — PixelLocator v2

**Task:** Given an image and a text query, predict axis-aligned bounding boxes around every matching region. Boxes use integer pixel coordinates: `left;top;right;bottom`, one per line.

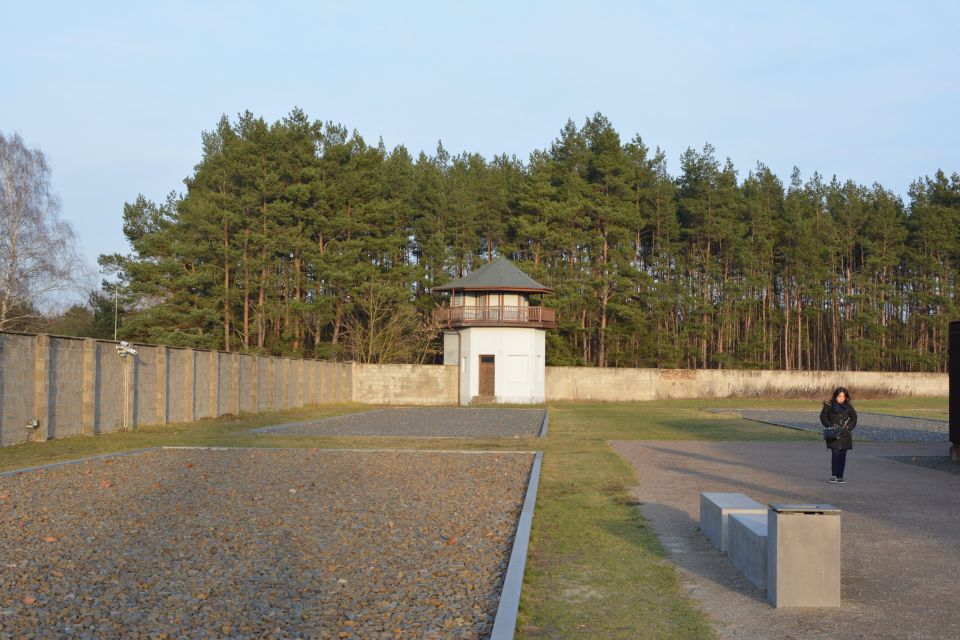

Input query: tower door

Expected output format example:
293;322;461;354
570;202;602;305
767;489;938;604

479;355;495;396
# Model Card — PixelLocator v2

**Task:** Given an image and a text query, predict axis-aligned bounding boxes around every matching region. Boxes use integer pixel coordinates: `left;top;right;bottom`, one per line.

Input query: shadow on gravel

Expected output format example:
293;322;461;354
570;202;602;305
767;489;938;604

667;467;811;504
643;445;764;470
884;456;960;476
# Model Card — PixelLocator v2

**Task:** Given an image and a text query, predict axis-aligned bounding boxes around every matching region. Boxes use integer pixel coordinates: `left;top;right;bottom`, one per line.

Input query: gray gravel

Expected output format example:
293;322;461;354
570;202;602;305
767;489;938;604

885;456;960;475
0;448;534;639
709;408;948;443
251;408;546;439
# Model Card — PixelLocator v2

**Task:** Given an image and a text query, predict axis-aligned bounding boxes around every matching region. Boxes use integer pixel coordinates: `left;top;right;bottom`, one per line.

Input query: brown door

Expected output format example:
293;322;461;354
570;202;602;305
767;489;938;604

479;355;495;396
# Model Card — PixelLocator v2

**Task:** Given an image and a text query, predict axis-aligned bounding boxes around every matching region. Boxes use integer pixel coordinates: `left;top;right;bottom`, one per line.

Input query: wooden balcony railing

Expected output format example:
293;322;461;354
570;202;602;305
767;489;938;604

433;305;557;329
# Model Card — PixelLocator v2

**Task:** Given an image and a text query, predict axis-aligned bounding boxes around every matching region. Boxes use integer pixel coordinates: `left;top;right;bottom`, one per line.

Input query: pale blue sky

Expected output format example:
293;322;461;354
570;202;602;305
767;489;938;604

2;1;957;273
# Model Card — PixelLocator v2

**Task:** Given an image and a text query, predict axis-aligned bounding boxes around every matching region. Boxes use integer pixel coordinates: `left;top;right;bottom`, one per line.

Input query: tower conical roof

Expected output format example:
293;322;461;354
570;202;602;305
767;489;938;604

434;257;551;293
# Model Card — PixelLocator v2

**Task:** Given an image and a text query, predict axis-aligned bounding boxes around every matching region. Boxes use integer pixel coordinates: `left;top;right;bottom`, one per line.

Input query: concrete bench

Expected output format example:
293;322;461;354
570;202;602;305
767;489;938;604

728;512;768;590
699;492;767;552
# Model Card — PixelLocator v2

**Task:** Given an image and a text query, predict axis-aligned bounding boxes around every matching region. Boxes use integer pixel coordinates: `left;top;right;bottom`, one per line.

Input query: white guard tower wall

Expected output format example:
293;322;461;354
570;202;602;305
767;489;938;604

444;326;545;405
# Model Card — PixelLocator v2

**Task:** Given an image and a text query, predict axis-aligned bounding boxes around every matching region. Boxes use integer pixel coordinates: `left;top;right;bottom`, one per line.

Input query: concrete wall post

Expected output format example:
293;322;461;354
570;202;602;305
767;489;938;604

183;348;195;422
296;360;305;407
32;334;51;441
156;346;168;425
250;356;259;412
209;351;219;417
318;363;327;404
124;353;136;431
81;338;97;435
268;358;276;409
232;352;241;415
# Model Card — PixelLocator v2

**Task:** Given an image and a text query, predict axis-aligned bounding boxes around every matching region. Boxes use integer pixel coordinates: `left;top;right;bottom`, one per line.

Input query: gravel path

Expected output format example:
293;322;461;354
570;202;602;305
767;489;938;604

612;440;960;639
251;408;546;439
0;448;534;639
709;408;948;443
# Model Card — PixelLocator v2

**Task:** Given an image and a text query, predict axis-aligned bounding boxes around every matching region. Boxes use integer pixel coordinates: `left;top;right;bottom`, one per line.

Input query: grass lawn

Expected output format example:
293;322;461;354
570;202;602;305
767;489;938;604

0;396;947;638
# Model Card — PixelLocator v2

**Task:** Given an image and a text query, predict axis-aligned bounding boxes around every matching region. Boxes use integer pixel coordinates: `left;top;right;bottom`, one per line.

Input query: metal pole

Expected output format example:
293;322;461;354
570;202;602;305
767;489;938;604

950;321;960;461
114;287;119;342
123;356;128;432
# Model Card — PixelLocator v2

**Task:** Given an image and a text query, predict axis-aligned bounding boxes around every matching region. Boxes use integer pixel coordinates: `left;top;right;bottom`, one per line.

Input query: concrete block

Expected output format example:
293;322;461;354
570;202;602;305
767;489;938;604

699;492;767;553
729;512;768;590
767;504;841;608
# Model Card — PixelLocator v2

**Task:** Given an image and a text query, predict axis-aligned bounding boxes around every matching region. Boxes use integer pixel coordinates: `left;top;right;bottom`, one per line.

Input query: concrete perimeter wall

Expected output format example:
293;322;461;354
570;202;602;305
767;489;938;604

354;363;458;405
0;331;947;447
545;366;947;402
0;332;352;447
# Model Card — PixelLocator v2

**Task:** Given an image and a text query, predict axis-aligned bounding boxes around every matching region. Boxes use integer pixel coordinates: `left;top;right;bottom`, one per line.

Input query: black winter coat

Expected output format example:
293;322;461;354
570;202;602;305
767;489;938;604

820;401;857;450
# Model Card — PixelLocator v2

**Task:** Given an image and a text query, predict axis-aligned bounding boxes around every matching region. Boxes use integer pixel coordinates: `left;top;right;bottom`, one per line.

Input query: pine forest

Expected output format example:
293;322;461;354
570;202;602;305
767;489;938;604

100;110;960;371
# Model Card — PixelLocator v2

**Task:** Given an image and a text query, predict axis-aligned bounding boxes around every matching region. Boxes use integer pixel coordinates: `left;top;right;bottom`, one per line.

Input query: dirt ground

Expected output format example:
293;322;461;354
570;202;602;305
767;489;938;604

611;440;960;640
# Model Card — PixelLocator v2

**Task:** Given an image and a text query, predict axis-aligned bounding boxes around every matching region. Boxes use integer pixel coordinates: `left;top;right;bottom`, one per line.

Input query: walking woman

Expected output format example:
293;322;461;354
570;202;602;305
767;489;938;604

820;386;857;483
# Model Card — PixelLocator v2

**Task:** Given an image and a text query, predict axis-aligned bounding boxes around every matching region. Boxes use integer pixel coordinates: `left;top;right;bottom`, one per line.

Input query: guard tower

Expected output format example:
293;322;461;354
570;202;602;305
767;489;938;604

433;258;555;405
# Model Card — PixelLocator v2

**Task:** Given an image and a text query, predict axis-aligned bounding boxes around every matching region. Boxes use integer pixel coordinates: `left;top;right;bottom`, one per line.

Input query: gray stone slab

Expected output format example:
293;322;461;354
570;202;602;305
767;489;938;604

700;492;767;552
729;513;768;590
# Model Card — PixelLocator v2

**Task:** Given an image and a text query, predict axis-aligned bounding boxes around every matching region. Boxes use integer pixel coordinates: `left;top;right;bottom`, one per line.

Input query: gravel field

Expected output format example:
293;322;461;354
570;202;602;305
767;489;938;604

709;408;948;443
251;408;546;439
0;448;534;640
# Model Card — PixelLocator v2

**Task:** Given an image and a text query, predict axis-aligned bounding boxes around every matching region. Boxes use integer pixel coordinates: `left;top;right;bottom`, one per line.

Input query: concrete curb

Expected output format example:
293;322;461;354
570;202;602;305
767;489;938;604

859;411;948;423
706;409;812;433
537;411;549;438
0;447;163;477
490;450;544;640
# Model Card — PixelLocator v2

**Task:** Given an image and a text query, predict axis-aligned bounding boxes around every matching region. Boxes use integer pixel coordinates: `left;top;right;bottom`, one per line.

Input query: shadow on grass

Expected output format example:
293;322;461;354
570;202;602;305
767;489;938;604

596;504;770;606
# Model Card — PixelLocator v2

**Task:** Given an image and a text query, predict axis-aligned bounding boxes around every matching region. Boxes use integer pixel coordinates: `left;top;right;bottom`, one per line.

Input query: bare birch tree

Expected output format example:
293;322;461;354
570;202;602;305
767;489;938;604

342;282;439;364
0;132;84;330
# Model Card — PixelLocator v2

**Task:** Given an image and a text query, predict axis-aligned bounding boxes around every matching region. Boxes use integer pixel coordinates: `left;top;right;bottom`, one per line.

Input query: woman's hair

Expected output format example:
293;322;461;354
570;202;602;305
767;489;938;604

831;386;851;403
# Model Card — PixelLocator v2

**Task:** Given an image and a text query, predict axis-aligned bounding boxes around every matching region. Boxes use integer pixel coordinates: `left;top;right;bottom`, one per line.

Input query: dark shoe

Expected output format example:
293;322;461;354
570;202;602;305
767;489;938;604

829;476;839;483
836;477;845;484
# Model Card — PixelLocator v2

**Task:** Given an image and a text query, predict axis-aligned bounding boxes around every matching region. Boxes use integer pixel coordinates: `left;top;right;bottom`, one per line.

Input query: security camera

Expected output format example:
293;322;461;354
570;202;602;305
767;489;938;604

116;341;138;356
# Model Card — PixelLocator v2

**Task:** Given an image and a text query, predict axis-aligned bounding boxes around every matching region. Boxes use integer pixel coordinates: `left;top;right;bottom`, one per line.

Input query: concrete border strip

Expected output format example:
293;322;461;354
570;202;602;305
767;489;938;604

538;411;549;438
490;449;544;640
160;445;538;455
0;447;163;477
858;411;948;424
249;433;542;441
0;447;539;477
706;408;812;433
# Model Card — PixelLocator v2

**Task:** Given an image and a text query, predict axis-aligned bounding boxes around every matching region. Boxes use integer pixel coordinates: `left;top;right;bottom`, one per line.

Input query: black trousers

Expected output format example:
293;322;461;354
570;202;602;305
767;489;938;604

831;448;848;478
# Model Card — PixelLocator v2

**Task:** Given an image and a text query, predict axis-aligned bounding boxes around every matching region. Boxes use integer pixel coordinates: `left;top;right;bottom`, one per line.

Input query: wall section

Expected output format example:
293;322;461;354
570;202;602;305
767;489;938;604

354;363;457;406
0;332;360;447
546;366;948;401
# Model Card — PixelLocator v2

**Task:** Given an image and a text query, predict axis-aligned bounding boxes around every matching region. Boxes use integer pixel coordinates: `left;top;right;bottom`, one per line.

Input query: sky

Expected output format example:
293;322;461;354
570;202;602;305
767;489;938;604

2;0;958;283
